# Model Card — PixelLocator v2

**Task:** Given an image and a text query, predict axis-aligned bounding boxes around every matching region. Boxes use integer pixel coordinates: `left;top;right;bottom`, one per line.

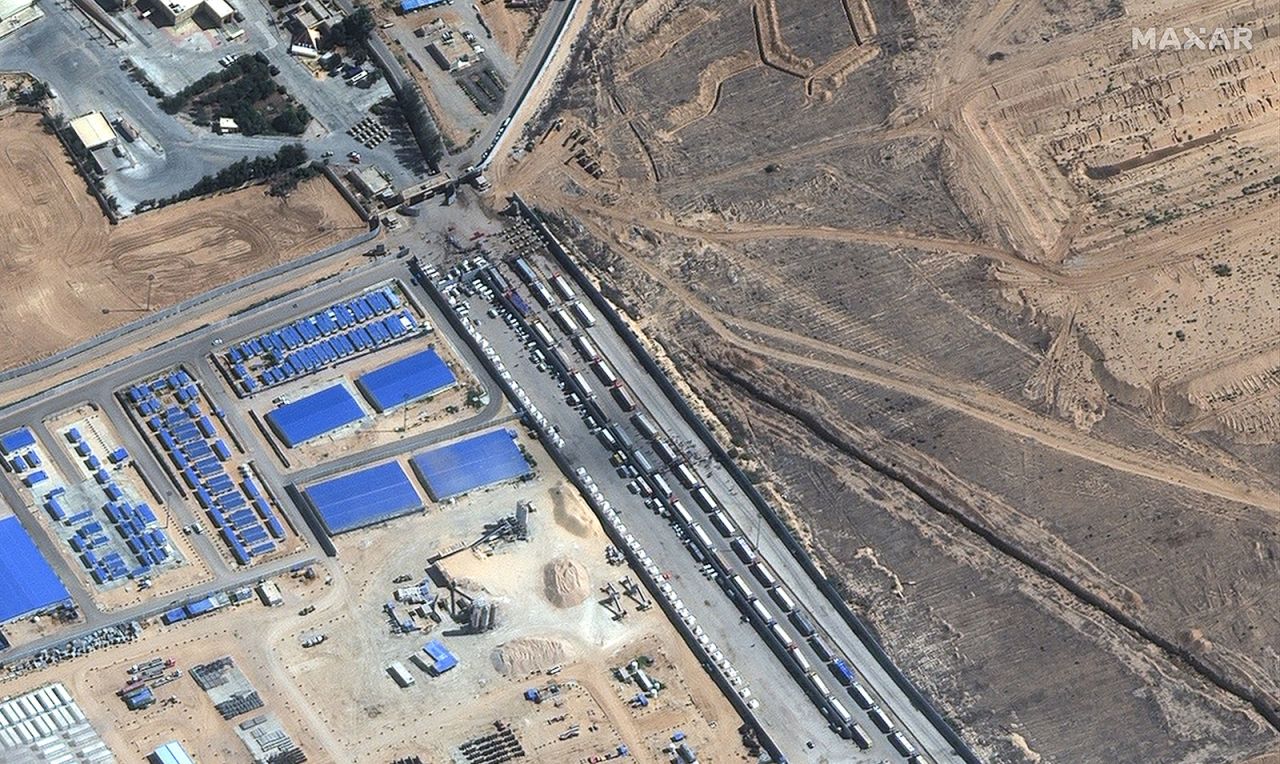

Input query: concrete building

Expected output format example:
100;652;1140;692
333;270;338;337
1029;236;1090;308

425;42;473;72
68;112;116;150
347;165;393;199
153;0;234;27
286;0;337;39
0;0;34;19
202;0;233;24
256;581;282;607
149;741;197;764
0;0;39;34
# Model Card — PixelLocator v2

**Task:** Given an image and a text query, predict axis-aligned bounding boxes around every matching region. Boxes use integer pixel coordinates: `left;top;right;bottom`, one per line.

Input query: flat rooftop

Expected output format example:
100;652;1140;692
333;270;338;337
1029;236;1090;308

410;429;530;501
0;515;71;623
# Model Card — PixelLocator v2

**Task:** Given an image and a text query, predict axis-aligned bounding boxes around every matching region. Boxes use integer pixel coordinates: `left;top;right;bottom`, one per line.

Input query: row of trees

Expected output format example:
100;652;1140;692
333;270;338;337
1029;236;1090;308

395;78;445;168
321;6;374;53
138;144;309;210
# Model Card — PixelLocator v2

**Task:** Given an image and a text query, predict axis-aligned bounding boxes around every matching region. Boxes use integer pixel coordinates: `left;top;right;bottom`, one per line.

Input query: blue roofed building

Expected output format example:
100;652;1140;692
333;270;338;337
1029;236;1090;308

0;427;36;454
0;515;71;623
304;461;423;535
265;385;366;447
422;639;457;675
356;348;457;412
410;429;531;501
401;0;445;12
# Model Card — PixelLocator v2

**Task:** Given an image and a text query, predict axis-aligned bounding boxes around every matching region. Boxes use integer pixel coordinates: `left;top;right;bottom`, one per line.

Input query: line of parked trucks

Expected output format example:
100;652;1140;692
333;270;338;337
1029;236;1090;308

480;253;928;762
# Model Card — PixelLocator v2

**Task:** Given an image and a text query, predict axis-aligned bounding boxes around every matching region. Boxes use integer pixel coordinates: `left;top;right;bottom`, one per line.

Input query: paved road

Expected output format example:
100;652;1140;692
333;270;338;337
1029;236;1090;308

1;551;317;666
460;0;581;171
0;246;501;650
433;255;949;762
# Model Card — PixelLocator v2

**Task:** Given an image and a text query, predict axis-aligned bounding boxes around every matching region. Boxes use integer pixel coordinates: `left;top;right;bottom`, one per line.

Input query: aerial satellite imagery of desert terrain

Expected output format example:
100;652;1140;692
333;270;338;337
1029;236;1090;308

0;0;1276;761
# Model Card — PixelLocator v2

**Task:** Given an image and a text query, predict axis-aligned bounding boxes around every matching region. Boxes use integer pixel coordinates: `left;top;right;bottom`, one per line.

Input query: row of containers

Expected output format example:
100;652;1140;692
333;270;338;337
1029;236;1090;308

124;371;286;566
221;285;423;395
14;423;174;585
160;588;253;625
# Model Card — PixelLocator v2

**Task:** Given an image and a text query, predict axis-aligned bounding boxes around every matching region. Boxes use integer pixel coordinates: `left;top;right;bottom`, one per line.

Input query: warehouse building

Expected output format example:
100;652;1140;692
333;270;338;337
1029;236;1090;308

265;384;366;447
68;112;116;151
355;348;456;412
400;0;444;13
285;0;338;39
149;741;196;764
410;429;531;501
304;461;423;535
0;515;72;624
346;165;394;201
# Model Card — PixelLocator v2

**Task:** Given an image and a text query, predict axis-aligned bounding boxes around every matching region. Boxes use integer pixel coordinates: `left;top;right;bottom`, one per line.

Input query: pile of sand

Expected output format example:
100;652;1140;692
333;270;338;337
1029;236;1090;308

492;636;571;676
551;484;594;538
542;556;590;608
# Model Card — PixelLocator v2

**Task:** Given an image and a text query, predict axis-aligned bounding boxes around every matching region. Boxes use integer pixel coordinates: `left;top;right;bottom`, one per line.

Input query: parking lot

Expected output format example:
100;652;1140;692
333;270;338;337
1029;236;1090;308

419;239;951;763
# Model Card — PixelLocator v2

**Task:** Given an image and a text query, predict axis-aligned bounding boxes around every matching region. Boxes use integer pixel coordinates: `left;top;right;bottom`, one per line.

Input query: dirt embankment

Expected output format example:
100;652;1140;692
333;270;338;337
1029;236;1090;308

492;636;572;676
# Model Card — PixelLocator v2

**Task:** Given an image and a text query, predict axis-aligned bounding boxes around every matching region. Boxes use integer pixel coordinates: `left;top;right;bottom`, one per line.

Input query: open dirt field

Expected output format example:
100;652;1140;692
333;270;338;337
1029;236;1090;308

496;0;1280;760
0;111;366;372
268;470;749;763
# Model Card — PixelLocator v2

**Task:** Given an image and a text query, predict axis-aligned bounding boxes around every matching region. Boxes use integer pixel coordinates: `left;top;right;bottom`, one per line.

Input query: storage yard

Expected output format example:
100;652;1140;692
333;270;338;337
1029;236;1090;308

273;475;751;763
0;111;364;371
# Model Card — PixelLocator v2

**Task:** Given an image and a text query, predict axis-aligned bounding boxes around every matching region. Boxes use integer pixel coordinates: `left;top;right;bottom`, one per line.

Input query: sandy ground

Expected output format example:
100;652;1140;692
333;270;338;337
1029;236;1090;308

270;469;749;763
0;453;748;762
0;111;365;372
485;0;1280;758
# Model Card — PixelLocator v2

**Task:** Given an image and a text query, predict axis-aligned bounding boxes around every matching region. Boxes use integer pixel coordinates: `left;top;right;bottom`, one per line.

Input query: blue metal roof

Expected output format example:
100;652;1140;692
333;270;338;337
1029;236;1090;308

410;430;531;501
0;516;70;622
305;461;421;535
265;385;365;447
356;348;457;412
423;638;457;673
0;428;35;454
401;0;445;13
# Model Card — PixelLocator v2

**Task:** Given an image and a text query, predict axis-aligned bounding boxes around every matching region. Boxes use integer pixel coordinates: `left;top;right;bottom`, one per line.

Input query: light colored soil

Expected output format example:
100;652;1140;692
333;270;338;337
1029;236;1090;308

541;556;589;608
492;635;571;675
489;0;1280;759
0;111;365;372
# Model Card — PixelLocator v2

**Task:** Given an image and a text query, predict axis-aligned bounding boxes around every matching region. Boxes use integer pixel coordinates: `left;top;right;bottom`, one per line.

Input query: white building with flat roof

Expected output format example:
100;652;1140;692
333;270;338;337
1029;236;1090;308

68;112;116;150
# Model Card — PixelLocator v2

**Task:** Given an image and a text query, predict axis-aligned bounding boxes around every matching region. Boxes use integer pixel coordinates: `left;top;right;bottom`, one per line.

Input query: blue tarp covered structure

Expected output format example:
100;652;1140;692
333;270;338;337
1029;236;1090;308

401;0;445;11
356;349;457;412
422;639;457;674
305;461;422;534
0;516;70;622
0;428;35;454
411;430;530;500
266;385;365;447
